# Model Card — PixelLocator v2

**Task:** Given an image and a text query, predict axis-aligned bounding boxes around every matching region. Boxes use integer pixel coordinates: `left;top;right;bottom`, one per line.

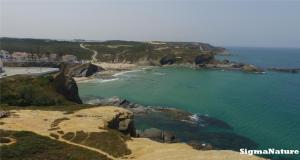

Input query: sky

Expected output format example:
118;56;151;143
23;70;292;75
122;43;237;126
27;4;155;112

0;0;300;48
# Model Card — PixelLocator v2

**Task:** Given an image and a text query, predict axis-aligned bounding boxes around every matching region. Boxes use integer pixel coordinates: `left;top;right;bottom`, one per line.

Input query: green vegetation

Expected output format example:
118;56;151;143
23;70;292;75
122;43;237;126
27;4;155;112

62;129;132;157
86;41;204;64
0;37;93;60
0;38;223;63
51;117;70;128
0;130;111;160
0;75;75;106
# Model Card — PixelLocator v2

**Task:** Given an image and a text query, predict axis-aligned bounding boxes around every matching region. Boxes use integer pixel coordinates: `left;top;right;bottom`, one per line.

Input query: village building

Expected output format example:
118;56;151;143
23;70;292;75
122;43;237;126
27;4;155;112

62;54;77;63
0;50;12;61
27;53;39;62
11;52;29;61
49;53;58;61
39;54;49;62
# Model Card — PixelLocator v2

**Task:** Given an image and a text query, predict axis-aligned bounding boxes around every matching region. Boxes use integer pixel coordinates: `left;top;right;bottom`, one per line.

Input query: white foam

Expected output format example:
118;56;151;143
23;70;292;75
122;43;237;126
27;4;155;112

189;114;200;122
152;72;166;76
113;69;143;77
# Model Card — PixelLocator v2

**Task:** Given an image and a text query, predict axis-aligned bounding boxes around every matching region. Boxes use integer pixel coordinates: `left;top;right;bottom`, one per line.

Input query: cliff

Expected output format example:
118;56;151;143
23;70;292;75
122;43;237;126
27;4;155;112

65;63;104;77
0;72;82;106
0;106;266;160
85;41;224;65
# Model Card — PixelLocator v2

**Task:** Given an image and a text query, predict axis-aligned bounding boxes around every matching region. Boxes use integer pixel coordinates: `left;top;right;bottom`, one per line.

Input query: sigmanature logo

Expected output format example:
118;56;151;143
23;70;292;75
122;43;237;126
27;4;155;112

240;148;299;156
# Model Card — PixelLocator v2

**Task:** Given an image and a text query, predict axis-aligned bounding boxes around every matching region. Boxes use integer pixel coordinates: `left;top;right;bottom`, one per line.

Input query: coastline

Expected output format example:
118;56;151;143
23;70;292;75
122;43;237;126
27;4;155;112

0;106;266;160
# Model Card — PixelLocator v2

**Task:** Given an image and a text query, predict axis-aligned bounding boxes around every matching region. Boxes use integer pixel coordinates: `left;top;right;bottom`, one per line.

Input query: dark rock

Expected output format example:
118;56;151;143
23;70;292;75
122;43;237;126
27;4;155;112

141;128;163;139
138;128;178;143
162;131;177;143
232;63;244;68
268;68;300;73
194;53;214;65
223;59;230;64
188;140;213;150
160;54;176;65
67;63;104;77
53;71;82;104
135;130;143;137
108;112;136;137
198;115;232;129
0;111;10;118
241;64;264;73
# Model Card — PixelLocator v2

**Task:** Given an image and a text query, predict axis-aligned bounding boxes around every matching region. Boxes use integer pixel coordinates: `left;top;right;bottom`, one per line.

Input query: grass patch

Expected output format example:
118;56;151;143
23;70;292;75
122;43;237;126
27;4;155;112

0;137;12;143
51;117;70;128
71;131;88;143
62;132;75;141
61;129;132;158
0;75;75;106
0;130;111;160
82;130;131;157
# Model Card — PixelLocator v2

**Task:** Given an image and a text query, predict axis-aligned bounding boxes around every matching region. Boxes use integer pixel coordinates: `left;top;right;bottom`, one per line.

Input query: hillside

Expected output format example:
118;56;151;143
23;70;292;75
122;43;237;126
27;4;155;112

0;37;93;60
0;73;82;106
84;40;225;65
0;38;224;64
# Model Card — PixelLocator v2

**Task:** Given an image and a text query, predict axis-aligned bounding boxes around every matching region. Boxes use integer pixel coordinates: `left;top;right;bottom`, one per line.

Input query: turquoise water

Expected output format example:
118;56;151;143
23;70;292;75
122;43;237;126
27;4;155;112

78;47;300;159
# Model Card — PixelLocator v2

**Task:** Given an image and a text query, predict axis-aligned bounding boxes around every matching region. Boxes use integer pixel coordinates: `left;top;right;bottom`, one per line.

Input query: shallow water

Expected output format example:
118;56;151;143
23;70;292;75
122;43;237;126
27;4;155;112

78;47;300;159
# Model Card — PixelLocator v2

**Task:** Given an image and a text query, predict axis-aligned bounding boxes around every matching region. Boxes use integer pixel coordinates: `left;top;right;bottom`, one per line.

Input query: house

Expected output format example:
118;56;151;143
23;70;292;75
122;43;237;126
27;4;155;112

49;53;58;61
0;50;11;61
11;52;29;61
39;54;49;62
27;53;39;61
62;54;77;63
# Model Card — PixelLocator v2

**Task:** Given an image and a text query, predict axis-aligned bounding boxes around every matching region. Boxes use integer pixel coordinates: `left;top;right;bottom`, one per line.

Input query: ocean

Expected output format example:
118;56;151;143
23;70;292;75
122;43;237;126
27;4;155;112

78;47;300;160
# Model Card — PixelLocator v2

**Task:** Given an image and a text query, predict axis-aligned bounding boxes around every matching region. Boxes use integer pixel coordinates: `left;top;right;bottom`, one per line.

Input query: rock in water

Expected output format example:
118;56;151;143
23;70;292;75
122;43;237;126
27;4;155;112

140;128;163;140
241;64;263;73
108;111;136;136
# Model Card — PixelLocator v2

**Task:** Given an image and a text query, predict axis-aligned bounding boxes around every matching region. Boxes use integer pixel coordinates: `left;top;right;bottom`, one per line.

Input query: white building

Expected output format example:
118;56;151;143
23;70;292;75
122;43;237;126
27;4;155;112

62;54;77;63
0;50;11;61
11;52;29;61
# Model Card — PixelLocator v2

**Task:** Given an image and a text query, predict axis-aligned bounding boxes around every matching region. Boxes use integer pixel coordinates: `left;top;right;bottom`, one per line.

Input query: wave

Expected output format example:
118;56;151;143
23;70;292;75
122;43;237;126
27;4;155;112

77;77;119;83
152;72;166;76
113;69;143;77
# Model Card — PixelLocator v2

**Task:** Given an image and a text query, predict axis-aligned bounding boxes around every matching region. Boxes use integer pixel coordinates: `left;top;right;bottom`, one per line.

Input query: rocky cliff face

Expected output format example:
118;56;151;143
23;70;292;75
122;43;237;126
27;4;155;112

108;111;136;137
53;71;82;104
66;63;104;77
194;53;215;65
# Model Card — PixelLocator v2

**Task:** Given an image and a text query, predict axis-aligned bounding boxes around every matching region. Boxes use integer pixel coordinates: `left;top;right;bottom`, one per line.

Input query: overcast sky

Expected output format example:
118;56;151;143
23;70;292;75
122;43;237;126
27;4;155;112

1;0;300;48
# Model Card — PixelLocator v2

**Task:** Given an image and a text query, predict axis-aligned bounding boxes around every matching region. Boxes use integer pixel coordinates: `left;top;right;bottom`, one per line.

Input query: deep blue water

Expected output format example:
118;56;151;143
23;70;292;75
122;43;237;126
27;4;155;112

218;47;300;68
78;47;300;160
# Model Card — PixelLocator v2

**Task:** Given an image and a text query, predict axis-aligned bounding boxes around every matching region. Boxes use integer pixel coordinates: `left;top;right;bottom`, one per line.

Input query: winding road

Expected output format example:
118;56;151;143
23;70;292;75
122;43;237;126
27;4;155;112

80;43;98;62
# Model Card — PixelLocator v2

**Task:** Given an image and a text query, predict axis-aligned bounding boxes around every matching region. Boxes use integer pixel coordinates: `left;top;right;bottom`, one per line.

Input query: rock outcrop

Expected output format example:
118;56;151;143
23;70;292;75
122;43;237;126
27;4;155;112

0;74;81;106
53;71;82;104
268;68;300;73
137;128;177;143
66;63;104;77
241;64;264;73
194;53;214;66
160;54;176;65
108;111;136;136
